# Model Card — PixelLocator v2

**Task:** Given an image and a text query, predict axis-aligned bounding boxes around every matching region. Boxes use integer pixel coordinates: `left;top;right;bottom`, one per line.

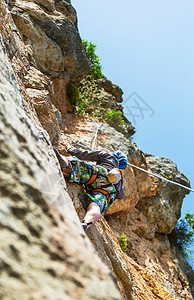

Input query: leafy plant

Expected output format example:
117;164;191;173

168;213;194;260
105;109;125;126
68;76;104;116
117;234;128;252
67;77;130;137
83;40;104;80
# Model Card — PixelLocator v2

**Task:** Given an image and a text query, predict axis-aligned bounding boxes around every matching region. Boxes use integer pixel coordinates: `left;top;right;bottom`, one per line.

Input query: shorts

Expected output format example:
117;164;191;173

68;157;117;214
87;191;109;214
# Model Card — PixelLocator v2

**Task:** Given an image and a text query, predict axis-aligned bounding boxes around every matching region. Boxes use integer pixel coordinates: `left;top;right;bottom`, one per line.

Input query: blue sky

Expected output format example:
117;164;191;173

72;0;194;259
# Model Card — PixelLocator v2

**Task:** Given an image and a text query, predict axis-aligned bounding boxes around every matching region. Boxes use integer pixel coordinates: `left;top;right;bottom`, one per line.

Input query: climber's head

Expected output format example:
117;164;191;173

112;151;128;169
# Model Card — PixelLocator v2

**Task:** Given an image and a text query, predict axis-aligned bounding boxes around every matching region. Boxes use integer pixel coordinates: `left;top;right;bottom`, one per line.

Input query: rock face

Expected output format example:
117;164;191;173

97;77;124;103
58;117;193;299
0;28;123;300
10;0;90;78
0;0;193;299
137;154;191;234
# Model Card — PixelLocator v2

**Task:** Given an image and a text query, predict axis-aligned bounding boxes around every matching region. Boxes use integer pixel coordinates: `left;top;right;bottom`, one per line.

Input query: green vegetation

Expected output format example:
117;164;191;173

117;235;128;252
159;171;174;181
105;109;125;127
67;40;131;137
169;213;194;261
67;76;103;116
83;40;104;80
66;83;80;107
66;83;87;115
67;77;127;135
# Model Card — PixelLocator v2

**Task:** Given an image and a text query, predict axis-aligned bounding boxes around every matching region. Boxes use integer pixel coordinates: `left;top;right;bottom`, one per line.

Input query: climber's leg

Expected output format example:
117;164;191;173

80;191;110;231
54;147;93;184
68;160;92;184
82;201;101;230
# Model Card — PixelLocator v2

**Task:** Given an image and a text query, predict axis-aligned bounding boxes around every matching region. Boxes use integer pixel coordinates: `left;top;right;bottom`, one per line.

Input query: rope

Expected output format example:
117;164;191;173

75;123;100;149
127;162;194;193
74;124;194;193
92;123;102;150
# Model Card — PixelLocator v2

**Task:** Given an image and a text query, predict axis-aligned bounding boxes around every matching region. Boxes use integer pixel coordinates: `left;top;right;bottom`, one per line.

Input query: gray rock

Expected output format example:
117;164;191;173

55;0;78;29
96;77;124;103
175;248;194;298
35;0;56;12
137;155;191;234
11;8;64;77
10;0;90;79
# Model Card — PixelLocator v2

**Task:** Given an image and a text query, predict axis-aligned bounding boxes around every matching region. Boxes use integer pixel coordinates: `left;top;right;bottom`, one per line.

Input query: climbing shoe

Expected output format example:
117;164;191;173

81;222;88;232
53;147;71;178
79;193;91;211
81;220;93;232
53;147;69;169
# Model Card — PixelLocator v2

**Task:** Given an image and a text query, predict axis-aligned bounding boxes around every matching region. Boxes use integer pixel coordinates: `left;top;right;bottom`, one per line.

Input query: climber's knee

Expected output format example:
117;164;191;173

86;201;101;220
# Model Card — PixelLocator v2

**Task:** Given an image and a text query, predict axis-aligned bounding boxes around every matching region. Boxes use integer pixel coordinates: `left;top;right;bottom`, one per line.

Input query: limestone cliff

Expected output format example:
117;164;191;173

0;1;193;299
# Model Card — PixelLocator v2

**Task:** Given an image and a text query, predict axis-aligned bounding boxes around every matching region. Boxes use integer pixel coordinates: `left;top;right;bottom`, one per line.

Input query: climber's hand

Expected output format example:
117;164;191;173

60;141;71;151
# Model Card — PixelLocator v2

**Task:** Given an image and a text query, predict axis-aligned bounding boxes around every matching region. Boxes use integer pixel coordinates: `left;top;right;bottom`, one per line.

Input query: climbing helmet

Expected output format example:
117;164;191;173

112;151;127;169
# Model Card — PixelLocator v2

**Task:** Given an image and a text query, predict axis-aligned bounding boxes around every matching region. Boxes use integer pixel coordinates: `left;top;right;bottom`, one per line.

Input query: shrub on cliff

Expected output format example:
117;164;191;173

67;76;128;136
67;40;134;138
169;213;194;260
117;235;128;252
82;40;104;80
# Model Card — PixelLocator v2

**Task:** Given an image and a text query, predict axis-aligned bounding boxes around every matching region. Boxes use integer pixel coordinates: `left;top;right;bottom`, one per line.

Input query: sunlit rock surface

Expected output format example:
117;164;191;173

0;0;193;299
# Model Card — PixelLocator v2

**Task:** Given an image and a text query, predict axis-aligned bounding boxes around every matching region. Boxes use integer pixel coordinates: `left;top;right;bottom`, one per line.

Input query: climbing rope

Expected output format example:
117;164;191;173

92;123;102;150
127;162;194;192
74;123;194;193
75;122;102;150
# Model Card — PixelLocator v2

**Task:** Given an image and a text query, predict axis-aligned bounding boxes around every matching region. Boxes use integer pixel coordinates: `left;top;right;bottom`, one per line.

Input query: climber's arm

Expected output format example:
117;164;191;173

60;141;118;169
67;147;110;162
60;141;109;162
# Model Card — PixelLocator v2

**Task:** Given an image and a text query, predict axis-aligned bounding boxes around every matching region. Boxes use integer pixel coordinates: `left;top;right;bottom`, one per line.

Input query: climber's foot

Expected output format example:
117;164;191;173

81;220;93;232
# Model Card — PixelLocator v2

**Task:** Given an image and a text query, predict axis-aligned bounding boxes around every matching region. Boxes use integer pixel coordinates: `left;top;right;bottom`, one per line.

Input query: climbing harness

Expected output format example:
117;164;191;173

82;164;119;205
91;188;114;205
74;123;194;193
84;166;99;186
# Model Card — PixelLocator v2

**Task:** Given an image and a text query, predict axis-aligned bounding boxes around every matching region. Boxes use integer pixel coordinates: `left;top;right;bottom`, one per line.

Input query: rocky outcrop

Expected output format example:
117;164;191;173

137;154;191;234
10;0;90;79
0;0;193;299
24;66;62;139
97;77;124;103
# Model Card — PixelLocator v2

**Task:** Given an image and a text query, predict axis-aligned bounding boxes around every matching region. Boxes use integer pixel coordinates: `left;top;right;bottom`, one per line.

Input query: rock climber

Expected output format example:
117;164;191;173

54;141;127;231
